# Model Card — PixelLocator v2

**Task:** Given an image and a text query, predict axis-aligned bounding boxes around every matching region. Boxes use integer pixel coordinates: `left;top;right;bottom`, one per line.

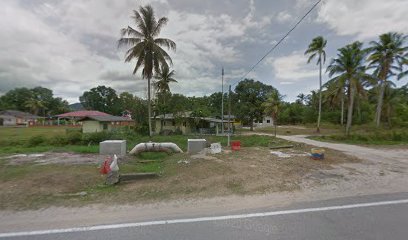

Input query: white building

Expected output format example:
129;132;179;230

253;116;274;128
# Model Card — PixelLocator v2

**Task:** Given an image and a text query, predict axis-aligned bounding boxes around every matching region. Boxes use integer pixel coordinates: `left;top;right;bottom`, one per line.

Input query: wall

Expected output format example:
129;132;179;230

253;116;274;128
154;119;191;134
82;120;102;133
0;115;17;126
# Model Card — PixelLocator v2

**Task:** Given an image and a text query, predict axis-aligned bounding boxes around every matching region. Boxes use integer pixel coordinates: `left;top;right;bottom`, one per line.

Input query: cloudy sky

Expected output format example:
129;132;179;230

1;0;407;103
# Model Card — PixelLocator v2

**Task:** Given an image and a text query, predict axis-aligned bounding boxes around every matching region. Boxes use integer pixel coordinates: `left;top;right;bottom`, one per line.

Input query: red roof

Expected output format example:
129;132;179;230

56;110;110;118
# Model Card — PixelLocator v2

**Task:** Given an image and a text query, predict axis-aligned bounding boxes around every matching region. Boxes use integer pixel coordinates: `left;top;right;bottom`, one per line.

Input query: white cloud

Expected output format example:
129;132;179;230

317;0;408;40
276;11;292;23
269;52;318;83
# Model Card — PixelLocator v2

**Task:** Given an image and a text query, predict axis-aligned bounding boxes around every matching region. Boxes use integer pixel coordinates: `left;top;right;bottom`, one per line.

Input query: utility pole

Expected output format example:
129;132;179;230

228;85;232;146
221;67;224;135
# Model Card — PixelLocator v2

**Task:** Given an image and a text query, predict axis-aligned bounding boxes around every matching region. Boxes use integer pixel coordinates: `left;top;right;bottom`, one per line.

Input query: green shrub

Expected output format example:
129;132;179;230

48;135;68;146
27;135;47;147
82;131;114;145
66;131;83;145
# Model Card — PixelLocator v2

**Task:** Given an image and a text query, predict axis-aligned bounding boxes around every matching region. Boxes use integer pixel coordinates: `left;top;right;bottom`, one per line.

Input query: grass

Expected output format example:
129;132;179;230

0;126;285;155
307;125;408;146
253;123;344;136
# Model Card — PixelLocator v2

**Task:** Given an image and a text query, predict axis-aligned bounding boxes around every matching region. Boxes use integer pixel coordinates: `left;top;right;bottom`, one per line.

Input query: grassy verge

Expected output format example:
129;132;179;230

309;128;408;146
253;123;343;136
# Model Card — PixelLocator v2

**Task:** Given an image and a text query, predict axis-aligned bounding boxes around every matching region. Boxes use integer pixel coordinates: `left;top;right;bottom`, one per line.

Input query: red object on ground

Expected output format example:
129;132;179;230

100;157;112;174
231;141;241;151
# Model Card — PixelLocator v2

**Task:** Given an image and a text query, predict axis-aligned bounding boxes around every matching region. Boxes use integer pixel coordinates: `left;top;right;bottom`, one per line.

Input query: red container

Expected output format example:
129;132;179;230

231;141;241;151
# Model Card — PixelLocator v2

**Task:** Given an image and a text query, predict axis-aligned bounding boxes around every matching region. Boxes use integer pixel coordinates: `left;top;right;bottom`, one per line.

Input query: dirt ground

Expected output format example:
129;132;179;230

0;144;362;210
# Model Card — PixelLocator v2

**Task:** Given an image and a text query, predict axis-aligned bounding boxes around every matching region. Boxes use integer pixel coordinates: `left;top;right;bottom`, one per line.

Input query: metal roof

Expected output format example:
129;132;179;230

78;115;133;122
0;110;40;119
56;110;110;118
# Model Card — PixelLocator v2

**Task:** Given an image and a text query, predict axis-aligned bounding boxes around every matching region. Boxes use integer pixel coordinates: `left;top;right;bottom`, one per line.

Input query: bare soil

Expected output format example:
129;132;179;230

0;144;360;210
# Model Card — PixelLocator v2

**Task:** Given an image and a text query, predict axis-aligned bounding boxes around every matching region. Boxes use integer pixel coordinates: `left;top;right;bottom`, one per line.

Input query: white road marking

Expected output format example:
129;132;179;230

1;198;408;238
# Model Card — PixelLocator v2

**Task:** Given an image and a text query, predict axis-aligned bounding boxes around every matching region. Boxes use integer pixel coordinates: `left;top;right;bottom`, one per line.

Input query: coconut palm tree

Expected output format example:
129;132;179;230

24;98;45;116
305;36;327;133
327;42;372;135
154;64;177;95
367;32;407;127
324;78;346;125
118;5;176;136
262;90;283;137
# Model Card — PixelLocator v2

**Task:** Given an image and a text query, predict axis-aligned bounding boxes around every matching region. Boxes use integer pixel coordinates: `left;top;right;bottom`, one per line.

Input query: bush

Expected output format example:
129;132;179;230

135;123;149;136
27;135;47;147
82;131;114;144
66;131;83;145
48;135;68;146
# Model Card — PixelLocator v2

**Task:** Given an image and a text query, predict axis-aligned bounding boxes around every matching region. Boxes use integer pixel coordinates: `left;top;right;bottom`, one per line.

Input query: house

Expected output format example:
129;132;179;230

153;112;232;135
222;115;242;128
55;110;111;125
78;115;134;133
253;116;274;128
0;110;40;126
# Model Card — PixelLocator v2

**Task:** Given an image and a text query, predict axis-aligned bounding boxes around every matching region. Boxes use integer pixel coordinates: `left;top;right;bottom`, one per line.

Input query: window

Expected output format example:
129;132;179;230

183;121;186;127
266;120;270;123
103;123;108;130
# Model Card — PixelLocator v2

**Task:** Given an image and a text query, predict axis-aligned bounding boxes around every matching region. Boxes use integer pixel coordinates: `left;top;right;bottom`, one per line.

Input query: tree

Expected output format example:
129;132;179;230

24;98;45;116
79;86;121;115
234;79;276;131
327;42;372;135
154;64;177;95
367;32;408;127
262;90;283;136
324;73;346;125
296;93;306;105
305;36;327;133
118;5;176;136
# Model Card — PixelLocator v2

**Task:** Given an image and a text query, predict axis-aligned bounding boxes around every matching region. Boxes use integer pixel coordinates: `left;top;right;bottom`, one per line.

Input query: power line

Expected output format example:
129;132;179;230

229;0;322;87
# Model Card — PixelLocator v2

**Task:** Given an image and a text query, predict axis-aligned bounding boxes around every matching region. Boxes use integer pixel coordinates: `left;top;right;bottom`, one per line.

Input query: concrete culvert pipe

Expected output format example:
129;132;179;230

129;142;183;155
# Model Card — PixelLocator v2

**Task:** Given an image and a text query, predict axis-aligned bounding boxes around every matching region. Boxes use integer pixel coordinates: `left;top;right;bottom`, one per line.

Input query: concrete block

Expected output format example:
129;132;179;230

100;140;126;156
210;142;222;154
188;139;207;154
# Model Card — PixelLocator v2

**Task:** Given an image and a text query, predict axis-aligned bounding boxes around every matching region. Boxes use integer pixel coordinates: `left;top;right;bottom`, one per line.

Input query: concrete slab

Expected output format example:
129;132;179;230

187;139;207;154
99;140;126;156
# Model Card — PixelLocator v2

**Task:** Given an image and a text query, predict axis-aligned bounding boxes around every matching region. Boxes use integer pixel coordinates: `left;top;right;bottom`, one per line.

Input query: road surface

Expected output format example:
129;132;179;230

1;192;408;240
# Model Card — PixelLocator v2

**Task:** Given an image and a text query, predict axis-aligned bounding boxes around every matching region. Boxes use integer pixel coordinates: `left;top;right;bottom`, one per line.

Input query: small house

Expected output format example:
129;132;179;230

153;112;232;135
253;116;274;128
78;115;134;133
0;110;40;126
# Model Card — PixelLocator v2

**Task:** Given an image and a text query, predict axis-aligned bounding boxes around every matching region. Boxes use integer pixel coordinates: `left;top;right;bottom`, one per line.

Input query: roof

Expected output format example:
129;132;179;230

0;110;40;119
152;113;232;123
153;112;192;119
78;115;133;122
202;117;233;123
56;110;110;118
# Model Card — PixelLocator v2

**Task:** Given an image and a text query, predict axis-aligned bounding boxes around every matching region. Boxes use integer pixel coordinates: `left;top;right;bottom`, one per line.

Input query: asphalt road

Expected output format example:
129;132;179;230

2;192;408;240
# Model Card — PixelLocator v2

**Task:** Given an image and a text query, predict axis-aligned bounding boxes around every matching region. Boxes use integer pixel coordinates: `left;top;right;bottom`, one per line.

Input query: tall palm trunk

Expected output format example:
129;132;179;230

375;80;386;127
317;55;322;133
340;92;344;125
148;77;152;137
346;85;355;135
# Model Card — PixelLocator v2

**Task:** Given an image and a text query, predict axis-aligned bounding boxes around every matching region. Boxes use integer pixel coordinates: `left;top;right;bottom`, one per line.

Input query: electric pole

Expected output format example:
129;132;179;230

228;85;232;146
221;67;224;135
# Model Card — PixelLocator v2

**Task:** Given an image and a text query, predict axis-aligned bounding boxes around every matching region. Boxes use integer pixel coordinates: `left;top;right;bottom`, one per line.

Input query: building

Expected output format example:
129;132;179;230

153;112;232;135
78;115;134;133
253;116;274;128
0;110;40;126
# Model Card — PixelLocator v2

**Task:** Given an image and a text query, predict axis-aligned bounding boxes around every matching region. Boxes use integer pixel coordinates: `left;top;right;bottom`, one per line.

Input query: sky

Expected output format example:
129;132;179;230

0;0;407;103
